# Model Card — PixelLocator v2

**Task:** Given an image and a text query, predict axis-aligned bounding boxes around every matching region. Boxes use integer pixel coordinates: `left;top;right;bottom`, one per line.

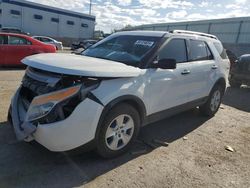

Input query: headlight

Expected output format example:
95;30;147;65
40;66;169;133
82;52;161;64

26;85;81;122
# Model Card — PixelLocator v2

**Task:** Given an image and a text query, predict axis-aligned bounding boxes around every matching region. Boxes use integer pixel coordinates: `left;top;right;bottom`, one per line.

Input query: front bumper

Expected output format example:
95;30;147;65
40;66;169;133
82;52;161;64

10;88;104;151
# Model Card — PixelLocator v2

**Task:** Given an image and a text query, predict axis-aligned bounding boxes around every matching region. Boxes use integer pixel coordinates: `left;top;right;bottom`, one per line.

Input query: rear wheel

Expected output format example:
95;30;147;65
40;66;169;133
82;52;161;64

96;103;140;158
199;85;223;117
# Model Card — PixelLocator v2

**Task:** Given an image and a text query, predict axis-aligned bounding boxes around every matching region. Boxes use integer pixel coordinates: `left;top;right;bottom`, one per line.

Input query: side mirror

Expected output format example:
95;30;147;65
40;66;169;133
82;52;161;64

155;58;177;69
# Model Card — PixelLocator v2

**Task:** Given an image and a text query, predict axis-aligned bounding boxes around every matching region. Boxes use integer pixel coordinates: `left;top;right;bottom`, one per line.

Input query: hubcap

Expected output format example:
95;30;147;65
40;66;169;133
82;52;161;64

105;114;134;151
210;90;221;112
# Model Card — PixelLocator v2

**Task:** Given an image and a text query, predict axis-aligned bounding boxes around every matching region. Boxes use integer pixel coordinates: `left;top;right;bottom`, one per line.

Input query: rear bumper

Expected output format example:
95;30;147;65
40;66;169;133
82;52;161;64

9;87;104;151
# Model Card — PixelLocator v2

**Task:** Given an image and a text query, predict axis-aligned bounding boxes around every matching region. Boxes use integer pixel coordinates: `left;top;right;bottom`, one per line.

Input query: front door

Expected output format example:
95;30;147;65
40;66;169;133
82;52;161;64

0;35;8;66
143;38;194;115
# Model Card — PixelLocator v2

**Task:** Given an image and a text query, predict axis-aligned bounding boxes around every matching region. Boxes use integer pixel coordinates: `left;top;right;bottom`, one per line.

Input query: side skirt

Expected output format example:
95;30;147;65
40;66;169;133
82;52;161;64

143;97;208;126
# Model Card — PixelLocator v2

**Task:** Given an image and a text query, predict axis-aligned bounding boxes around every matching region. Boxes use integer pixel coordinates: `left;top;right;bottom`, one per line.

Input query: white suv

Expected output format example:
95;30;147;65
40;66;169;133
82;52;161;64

9;30;230;158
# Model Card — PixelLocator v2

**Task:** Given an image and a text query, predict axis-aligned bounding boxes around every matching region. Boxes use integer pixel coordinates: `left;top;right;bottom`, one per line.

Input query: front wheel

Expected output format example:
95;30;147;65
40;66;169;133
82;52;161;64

199;85;223;117
96;103;140;158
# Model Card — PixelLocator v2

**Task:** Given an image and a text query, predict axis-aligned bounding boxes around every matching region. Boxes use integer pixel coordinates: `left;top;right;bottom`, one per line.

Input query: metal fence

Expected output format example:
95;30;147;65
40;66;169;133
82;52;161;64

129;17;250;56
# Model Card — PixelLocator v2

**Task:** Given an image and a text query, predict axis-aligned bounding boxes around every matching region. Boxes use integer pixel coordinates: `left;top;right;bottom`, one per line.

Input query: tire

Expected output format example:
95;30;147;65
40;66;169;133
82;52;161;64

199;84;223;117
96;103;140;158
229;79;241;88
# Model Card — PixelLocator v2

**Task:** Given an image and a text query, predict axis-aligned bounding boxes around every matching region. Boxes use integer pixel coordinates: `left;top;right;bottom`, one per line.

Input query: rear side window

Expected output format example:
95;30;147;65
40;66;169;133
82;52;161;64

40;37;52;42
158;39;187;63
8;36;31;45
189;40;213;61
214;42;228;59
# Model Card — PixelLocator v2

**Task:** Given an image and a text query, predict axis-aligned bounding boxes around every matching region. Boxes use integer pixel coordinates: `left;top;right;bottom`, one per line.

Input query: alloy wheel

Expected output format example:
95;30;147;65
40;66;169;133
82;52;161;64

105;114;135;151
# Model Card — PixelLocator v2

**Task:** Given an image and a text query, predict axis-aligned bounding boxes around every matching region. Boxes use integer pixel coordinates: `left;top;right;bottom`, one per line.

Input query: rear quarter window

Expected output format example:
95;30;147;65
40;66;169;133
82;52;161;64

213;42;228;59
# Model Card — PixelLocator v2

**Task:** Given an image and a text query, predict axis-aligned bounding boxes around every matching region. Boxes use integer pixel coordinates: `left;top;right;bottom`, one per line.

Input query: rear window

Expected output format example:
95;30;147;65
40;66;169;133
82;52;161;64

189;40;213;61
213;42;228;59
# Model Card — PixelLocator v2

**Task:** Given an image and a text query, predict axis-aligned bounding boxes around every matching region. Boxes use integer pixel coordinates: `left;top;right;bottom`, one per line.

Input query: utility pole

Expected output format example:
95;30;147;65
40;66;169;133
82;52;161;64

89;0;92;15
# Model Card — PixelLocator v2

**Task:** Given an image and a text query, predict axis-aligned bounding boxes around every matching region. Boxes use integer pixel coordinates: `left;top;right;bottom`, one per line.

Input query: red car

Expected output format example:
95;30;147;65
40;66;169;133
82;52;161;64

0;33;56;67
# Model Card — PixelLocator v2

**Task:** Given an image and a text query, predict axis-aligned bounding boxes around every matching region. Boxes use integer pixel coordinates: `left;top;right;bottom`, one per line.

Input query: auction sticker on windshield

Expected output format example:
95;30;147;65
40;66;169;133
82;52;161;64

135;40;155;47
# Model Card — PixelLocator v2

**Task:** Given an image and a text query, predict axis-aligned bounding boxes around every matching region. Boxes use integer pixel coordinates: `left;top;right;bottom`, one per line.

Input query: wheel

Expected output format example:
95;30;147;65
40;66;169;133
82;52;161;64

229;79;241;88
96;103;140;158
199;85;223;117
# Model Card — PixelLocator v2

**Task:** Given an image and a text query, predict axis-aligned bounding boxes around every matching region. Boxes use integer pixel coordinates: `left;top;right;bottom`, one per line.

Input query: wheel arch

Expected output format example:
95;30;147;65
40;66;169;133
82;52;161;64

94;95;146;140
214;77;226;94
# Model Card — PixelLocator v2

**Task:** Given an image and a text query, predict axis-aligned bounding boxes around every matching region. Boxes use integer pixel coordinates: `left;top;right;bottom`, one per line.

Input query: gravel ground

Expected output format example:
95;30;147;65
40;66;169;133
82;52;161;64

0;70;249;188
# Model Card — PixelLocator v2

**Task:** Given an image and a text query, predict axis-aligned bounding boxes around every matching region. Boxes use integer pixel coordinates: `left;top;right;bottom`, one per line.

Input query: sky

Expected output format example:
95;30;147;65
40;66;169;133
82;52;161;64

28;0;250;33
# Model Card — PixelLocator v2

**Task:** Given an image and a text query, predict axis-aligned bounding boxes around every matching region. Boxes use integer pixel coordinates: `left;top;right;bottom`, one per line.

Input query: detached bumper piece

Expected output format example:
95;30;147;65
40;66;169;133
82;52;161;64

10;87;36;141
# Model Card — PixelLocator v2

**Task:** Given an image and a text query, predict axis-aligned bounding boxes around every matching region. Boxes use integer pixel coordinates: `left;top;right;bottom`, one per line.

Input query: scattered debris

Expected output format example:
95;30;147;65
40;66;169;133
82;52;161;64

130;148;148;155
183;136;188;140
225;145;235;152
152;139;169;147
220;106;225;109
218;130;223;133
139;166;143;170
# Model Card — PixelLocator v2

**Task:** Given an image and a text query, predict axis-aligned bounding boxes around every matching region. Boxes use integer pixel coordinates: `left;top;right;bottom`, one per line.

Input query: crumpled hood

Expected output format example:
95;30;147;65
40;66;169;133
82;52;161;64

22;53;142;77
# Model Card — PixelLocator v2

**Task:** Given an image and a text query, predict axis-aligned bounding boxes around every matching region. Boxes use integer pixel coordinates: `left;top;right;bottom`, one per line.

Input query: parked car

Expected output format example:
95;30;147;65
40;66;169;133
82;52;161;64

229;54;250;87
32;36;63;50
71;39;97;50
0;33;56;66
0;27;30;35
9;30;230;158
226;49;237;69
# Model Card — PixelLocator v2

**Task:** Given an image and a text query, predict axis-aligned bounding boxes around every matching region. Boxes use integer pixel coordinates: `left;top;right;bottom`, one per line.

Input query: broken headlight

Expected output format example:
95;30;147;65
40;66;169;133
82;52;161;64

26;85;82;122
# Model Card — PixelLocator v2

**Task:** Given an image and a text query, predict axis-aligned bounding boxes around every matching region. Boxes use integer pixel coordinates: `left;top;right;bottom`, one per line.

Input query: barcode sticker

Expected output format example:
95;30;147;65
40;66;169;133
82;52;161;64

135;40;154;47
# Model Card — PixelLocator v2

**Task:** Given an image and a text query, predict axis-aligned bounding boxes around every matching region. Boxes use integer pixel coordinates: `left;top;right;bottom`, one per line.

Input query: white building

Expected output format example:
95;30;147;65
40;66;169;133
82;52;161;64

0;0;95;44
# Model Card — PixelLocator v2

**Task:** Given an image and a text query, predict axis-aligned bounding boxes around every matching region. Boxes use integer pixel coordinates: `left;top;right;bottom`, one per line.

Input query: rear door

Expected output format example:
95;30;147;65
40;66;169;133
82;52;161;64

186;39;216;101
0;35;8;66
5;35;33;66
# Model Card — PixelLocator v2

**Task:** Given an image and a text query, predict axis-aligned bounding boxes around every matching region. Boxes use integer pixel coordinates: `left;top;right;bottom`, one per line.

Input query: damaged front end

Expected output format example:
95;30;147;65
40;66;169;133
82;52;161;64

9;67;101;141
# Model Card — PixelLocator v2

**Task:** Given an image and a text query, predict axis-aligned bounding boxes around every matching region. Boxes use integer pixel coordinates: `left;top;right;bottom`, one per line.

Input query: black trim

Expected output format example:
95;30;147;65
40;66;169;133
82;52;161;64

143;97;208;125
105;95;147;121
87;92;103;106
94;95;147;143
2;0;95;21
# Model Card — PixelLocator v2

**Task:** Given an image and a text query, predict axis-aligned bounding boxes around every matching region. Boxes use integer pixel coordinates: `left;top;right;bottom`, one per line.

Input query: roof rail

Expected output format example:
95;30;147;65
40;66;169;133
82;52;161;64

170;30;218;40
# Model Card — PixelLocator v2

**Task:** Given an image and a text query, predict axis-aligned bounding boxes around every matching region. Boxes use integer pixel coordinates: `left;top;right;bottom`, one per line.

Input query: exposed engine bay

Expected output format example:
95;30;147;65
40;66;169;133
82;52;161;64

17;67;103;124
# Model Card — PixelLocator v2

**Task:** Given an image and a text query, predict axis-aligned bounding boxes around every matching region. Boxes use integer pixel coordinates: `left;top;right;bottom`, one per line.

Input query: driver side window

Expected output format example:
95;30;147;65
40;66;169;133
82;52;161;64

158;39;188;63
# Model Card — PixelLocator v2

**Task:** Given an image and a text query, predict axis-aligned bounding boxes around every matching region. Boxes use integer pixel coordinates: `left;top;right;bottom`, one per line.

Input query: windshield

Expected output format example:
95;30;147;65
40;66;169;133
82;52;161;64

82;35;161;67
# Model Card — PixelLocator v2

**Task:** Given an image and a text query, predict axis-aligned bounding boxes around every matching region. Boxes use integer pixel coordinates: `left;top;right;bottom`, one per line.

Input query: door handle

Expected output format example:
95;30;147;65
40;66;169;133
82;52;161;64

181;69;191;75
211;65;218;69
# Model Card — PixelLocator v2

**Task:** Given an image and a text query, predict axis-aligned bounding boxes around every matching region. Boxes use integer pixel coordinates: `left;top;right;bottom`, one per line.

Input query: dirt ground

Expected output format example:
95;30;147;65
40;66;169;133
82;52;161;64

0;70;249;188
